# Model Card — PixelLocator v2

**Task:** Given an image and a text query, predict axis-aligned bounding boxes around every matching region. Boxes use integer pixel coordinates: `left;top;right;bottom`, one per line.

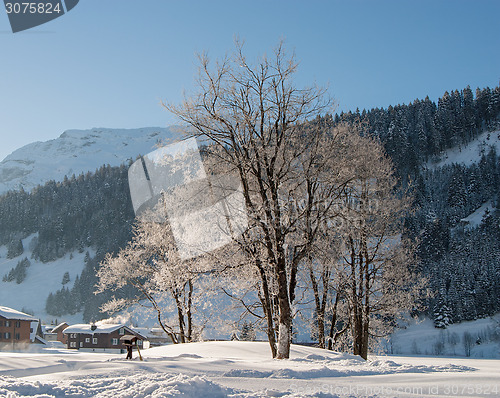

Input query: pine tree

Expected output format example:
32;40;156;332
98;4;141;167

62;272;70;285
240;321;257;341
462;85;476;141
2;257;30;284
7;239;24;259
434;299;452;328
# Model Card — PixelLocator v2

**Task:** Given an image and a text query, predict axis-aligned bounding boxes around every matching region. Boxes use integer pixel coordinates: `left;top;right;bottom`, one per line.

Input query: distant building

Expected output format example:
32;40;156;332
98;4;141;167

0;306;39;346
44;322;69;344
63;324;149;353
132;327;173;346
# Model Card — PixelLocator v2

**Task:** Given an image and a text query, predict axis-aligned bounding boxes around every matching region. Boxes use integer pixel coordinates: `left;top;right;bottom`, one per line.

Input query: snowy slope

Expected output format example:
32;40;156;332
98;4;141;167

0;234;92;324
386;316;500;359
427;129;500;169
1;341;497;397
459;201;495;228
0;126;183;194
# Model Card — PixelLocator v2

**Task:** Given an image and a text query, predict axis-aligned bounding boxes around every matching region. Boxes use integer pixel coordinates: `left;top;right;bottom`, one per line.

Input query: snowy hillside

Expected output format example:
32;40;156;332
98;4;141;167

0;127;183;194
1;341;498;397
459;200;495;229
386;316;500;359
427;129;500;169
0;234;91;324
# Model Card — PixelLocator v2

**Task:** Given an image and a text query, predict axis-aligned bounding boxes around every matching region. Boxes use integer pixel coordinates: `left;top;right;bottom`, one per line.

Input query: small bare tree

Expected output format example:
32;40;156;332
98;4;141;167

96;219;198;344
335;132;426;359
299;124;423;356
303;231;350;350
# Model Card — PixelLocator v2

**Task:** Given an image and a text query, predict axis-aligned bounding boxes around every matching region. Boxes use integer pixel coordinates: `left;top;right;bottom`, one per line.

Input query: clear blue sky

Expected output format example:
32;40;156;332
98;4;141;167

1;0;499;161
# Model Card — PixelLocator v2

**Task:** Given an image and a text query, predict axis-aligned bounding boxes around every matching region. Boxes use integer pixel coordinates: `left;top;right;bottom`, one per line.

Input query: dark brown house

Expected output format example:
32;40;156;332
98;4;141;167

63;323;149;353
0;306;37;346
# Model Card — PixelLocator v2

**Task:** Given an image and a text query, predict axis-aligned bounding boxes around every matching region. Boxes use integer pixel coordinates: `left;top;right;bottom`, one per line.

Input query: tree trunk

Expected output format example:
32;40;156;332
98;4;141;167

317;310;326;348
349;237;363;357
359;214;369;360
186;279;193;342
327;292;340;350
352;309;363;357
276;256;292;359
360;249;370;360
276;319;291;359
256;259;277;358
174;290;186;344
155;307;178;344
360;314;369;360
309;260;325;348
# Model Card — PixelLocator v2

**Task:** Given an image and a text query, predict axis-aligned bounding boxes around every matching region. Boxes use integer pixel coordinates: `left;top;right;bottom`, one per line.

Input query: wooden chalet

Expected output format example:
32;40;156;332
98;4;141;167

63;323;149;353
0;306;39;346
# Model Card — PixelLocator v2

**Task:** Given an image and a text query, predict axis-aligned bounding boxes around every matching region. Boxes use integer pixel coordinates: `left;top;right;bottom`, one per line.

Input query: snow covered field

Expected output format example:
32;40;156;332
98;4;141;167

387;316;500;359
0;341;498;397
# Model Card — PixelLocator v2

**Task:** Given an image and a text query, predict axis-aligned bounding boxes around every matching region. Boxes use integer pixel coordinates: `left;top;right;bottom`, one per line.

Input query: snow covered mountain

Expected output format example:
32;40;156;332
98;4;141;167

0;127;183;194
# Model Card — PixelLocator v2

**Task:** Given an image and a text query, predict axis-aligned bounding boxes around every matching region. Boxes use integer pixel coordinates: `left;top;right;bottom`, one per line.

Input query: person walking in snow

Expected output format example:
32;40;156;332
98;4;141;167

125;344;133;360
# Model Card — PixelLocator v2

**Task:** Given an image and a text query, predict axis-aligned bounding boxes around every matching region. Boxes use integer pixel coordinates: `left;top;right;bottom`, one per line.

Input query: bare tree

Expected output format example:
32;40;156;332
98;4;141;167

164;41;350;358
298;124;420;355
335;132;426;359
303;231;350;350
163;41;423;359
96;219;198;344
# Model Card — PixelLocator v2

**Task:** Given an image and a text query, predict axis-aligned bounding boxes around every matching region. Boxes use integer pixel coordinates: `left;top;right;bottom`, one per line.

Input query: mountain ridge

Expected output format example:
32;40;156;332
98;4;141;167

0;126;183;194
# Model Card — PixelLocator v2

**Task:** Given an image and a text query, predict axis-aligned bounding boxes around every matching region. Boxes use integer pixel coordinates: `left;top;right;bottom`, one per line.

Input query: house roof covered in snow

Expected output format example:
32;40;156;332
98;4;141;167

132;327;169;338
63;323;124;335
51;322;69;333
63;324;146;339
0;306;36;321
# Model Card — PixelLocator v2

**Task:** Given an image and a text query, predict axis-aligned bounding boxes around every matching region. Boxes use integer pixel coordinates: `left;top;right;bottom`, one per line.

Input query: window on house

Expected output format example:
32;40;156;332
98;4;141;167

5;332;11;339
15;333;20;340
85;338;90;343
70;342;76;348
5;321;10;327
112;338;118;345
92;337;98;344
15;321;21;328
0;320;3;326
119;328;125;335
137;340;142;346
30;328;33;333
71;333;77;338
80;341;84;347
